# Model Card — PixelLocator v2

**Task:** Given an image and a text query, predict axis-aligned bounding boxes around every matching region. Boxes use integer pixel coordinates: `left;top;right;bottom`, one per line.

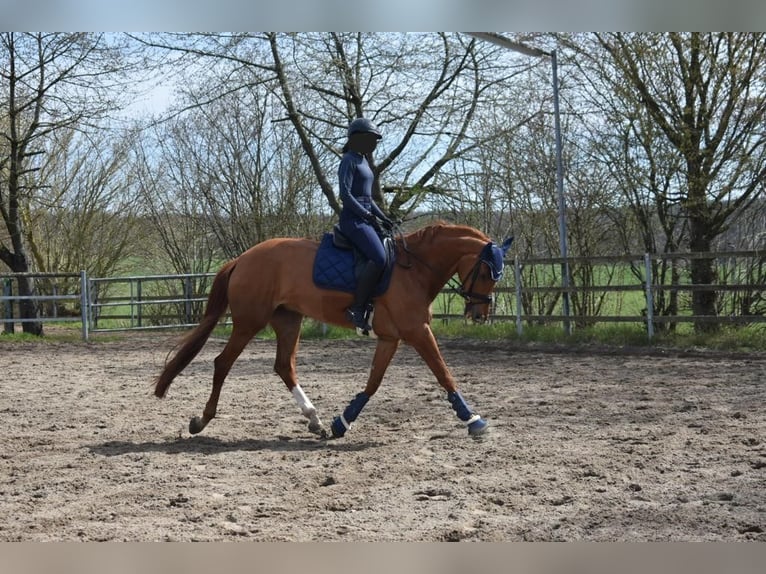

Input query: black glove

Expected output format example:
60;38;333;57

368;217;383;232
380;217;395;231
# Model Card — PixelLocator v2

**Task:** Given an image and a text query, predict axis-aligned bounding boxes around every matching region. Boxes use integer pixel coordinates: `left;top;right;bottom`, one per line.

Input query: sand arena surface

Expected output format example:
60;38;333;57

1;334;764;541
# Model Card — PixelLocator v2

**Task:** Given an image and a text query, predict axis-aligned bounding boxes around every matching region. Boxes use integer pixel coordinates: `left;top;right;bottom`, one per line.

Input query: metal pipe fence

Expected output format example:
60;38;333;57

86;273;223;336
1;272;88;339
2;250;765;341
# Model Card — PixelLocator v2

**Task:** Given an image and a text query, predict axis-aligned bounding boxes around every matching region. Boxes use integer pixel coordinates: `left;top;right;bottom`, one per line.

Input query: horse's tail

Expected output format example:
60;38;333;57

154;259;237;398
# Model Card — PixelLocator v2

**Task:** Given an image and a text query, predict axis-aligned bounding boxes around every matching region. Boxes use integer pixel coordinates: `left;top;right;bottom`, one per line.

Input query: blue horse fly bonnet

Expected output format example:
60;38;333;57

481;236;513;281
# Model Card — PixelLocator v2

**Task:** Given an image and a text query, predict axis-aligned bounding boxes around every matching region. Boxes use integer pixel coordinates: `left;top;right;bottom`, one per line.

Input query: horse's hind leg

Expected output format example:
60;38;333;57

189;324;256;435
270;307;326;436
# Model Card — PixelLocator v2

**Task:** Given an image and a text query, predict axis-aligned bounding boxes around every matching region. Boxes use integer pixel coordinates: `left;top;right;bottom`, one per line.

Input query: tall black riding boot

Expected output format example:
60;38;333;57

346;260;382;333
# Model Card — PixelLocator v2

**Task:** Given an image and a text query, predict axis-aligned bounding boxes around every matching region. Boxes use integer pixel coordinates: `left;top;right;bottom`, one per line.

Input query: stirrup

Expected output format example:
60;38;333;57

346;306;372;335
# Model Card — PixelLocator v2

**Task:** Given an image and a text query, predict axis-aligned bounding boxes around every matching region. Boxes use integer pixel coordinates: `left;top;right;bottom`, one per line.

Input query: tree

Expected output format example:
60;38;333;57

137;33;531;227
0;32;141;334
587;33;766;331
21;127;142;315
135;88;325;264
564;38;689;330
269;32;532;221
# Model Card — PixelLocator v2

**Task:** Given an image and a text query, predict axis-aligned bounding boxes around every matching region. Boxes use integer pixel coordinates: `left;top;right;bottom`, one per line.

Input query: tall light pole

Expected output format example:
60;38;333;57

466;32;571;334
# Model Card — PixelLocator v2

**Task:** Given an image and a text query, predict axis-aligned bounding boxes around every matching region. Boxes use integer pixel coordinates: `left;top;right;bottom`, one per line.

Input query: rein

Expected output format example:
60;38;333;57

394;228;496;308
448;257;493;305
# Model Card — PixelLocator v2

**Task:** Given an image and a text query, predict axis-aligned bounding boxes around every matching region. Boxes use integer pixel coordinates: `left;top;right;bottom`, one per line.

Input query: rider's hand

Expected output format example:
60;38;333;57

369;218;383;232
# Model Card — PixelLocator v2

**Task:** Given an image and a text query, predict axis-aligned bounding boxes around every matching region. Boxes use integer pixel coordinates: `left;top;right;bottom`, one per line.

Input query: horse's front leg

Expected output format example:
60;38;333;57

405;324;488;436
331;338;400;438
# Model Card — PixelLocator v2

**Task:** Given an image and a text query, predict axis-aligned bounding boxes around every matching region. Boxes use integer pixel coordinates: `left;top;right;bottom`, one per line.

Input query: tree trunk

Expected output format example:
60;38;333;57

688;218;717;333
685;145;718;333
668;260;680;333
16;274;43;336
1;252;44;336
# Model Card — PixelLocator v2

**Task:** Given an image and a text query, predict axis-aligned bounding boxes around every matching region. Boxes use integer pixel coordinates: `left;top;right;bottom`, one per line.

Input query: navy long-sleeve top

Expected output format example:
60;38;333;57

338;151;387;223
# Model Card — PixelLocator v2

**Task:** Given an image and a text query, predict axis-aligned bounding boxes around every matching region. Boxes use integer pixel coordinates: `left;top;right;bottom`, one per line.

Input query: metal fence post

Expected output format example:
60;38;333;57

514;256;523;337
51;283;58;319
80;270;89;341
3;278;13;334
136;279;143;328
644;253;654;341
90;277;98;331
184;276;192;324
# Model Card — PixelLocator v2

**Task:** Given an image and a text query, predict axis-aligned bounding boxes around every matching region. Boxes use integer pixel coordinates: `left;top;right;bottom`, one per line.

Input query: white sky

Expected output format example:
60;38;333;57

122;83;175;117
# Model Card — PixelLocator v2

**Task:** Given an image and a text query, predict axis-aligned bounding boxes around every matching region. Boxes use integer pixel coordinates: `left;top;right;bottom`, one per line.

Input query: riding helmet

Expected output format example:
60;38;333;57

347;117;382;140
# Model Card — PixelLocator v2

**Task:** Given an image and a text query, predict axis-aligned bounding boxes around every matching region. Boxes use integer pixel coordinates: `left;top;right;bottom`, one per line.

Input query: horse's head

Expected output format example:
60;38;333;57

456;236;513;323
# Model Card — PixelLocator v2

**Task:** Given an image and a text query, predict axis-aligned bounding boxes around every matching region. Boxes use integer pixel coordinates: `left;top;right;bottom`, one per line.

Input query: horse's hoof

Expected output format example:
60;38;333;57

189;416;206;435
308;420;326;436
467;417;489;436
330;417;347;439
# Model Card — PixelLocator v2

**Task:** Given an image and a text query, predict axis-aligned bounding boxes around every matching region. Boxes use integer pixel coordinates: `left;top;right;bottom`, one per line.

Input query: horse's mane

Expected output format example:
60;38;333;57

403;221;490;246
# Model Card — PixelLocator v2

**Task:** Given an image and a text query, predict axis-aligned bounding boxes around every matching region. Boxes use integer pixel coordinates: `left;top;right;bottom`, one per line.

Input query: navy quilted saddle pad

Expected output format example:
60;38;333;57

312;232;394;296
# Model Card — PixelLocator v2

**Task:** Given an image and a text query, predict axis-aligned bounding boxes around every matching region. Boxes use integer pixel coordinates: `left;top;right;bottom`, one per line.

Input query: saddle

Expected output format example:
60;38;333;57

312;225;396;296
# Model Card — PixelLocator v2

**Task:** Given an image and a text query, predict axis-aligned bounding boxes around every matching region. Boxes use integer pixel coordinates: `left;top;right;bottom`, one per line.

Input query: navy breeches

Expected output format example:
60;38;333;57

339;218;387;268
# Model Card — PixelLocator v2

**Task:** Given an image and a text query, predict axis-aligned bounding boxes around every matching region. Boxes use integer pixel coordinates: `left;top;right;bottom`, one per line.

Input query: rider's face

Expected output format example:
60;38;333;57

350;132;380;155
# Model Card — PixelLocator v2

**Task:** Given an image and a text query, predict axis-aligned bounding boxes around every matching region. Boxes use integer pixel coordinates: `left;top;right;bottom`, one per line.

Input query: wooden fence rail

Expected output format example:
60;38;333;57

2;250;765;340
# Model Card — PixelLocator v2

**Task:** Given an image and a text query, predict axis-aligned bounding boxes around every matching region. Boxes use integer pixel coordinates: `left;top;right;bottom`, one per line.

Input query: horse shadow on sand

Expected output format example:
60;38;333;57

88;434;382;457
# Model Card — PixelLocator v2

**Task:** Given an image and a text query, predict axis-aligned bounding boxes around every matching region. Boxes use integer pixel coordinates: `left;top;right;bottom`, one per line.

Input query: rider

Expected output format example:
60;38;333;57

338;117;394;332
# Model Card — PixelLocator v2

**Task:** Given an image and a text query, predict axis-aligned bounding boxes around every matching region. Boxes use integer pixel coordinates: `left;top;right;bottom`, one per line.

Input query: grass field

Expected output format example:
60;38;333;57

4;258;765;352
6;317;766;353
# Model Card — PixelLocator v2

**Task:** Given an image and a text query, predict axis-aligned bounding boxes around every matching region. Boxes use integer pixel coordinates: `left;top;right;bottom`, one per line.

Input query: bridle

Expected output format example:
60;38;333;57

396;229;513;320
448;241;509;318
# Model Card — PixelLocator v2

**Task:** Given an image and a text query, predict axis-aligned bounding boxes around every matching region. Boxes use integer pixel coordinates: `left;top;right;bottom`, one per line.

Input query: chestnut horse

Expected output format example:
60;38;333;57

153;222;511;439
